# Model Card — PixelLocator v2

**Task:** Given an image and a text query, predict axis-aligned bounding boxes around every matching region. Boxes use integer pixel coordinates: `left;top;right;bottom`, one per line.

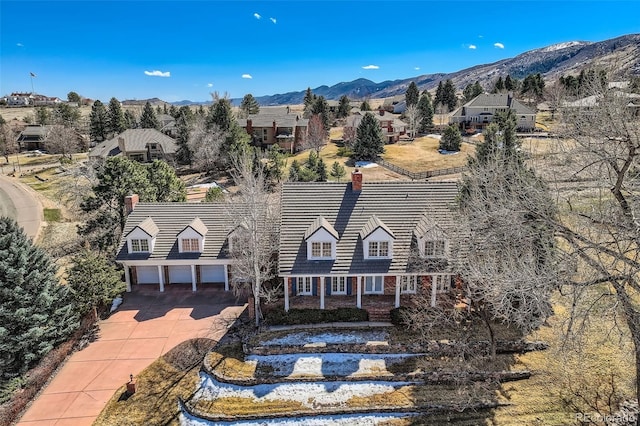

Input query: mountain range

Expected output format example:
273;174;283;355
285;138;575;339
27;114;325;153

165;33;640;107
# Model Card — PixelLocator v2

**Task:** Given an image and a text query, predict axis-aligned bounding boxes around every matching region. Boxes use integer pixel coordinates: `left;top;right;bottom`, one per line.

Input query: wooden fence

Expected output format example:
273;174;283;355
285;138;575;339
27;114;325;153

375;158;466;180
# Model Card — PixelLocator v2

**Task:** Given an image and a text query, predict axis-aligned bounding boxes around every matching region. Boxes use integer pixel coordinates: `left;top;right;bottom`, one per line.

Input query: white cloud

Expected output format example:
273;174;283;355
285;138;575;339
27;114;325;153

207;83;213;88
16;43;23;47
270;17;276;24
494;42;505;49
144;70;170;77
242;74;253;79
362;65;379;70
254;13;261;19
414;67;420;71
469;44;477;50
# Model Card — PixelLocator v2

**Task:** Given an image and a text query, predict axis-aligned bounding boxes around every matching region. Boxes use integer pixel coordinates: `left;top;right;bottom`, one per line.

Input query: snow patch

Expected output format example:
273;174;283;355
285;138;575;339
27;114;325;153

538;41;584;53
354;161;378;168
426;134;442;140
181;411;416;426
110;296;123;313
259;330;389;347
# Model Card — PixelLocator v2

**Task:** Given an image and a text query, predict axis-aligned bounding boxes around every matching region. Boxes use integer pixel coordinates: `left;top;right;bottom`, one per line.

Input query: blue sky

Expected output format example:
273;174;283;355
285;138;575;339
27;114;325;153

1;1;639;103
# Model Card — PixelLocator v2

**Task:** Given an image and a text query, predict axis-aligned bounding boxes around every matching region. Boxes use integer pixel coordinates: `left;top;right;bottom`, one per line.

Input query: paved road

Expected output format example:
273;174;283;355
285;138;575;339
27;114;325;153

0;174;43;240
16;286;246;426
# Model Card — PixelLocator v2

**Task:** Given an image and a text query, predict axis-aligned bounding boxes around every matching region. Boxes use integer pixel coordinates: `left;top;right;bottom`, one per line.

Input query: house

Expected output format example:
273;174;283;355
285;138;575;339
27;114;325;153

449;93;536;132
4;92;33;107
344;110;407;143
278;171;460;319
89;128;177;162
157;114;177;137
237;107;308;152
561;90;640;116
17;124;52;151
116;195;235;292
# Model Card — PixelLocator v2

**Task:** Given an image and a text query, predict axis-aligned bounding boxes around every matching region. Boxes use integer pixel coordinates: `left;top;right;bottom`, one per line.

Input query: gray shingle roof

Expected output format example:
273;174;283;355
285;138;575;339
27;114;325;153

184;217;208;236
116;203;234;261
452;93;535;118
360;215;395;240
90;129;177;159
279;180;459;276
130;217;159;237
305;216;339;240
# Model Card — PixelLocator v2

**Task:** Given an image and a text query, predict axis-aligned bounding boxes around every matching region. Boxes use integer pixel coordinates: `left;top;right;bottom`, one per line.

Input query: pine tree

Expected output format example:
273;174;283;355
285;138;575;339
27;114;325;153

405;81;420;107
310;96;330;130
493;76;505;93
434;81;445;110
443;79;457;111
473;81;483;98
240;94;260;117
89;100;108;141
330;161;346;181
439;125;462;152
288;159;301;181
123;109;137;129
35;107;50;125
307;150;318;169
175;113;192;165
0;218;78;378
505;75;518;91
417;92;434;132
351;112;385;161
140;101;160;129
316;157;328;182
360;100;371;111
207;97;233;131
303;87;315;111
337;95;351;119
107;97;126;136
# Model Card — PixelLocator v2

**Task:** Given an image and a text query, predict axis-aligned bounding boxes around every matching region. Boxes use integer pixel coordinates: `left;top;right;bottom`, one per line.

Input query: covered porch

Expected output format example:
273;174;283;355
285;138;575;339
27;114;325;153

121;261;232;293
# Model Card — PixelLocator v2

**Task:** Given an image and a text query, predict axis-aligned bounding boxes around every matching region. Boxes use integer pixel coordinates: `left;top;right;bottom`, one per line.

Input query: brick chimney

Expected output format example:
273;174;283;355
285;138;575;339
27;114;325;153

351;169;363;192
124;194;139;215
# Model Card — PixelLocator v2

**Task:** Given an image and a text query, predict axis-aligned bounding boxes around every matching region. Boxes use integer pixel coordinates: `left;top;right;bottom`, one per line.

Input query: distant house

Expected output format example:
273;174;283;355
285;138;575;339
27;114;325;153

157;114;177;137
16;125;51;151
278;171;461;321
561;90;640;116
116;196;235;292
237;107;308;152
4;92;33;107
449;93;536;132
89;128;177;163
344;110;407;143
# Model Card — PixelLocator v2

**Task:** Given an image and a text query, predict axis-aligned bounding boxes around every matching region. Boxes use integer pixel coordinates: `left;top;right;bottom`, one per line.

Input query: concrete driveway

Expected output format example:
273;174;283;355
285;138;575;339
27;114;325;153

16;286;246;426
0;174;42;240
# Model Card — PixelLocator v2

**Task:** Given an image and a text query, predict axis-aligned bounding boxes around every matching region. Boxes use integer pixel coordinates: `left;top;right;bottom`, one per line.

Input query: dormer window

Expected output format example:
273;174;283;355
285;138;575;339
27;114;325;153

305;216;338;261
181;238;200;252
311;242;332;258
131;238;149;252
178;217;207;254
425;240;446;258
415;215;449;259
368;241;389;257
361;216;394;260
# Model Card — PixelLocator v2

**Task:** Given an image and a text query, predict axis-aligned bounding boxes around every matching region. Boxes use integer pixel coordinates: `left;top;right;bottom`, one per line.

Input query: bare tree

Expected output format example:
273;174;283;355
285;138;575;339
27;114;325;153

342;124;356;147
46;125;82;160
305;114;327;153
0;122;18;163
404;104;422;138
226;148;280;327
188;117;226;173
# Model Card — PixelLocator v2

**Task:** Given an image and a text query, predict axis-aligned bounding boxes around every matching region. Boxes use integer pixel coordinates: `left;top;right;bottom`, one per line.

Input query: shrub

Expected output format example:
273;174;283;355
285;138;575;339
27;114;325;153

390;306;410;326
336;146;353;157
264;307;368;325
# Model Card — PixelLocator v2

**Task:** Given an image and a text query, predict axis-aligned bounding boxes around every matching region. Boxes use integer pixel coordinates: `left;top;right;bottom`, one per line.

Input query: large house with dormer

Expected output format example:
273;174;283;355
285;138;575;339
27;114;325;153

115;195;236;292
237;107;308;152
449;93;536;132
278;171;460;320
89;128;177;163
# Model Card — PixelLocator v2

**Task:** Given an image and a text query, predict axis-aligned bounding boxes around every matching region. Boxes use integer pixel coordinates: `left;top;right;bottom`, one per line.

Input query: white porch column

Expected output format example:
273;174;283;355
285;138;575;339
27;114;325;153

158;265;165;292
356;276;362;309
124;266;132;292
284;277;290;312
320;276;325;310
191;265;197;292
430;275;437;307
224;264;229;291
395;275;401;308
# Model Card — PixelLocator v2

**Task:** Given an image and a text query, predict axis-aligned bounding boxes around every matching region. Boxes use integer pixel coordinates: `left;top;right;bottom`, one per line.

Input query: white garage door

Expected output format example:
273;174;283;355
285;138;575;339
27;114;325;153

201;265;225;283
136;266;159;284
169;265;192;283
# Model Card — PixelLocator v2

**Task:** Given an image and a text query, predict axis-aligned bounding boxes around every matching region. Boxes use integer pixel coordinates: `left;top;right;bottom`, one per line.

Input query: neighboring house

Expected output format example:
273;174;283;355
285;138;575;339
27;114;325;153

4;92;33;107
116;195;235;292
237;107;308;152
157;113;177;137
32;96;63;106
278;171;460;320
16;124;51;151
449;93;536;132
344;110;407;143
89;128;177;162
561;90;640;116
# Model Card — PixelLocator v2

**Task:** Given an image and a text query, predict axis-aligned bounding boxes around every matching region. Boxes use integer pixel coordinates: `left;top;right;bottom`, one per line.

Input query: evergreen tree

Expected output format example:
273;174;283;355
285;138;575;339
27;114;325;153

405;81;420;107
351;112;385;161
443;79;457;111
330;161;346;181
89;100;108;141
52;103;80;127
123;109;137;129
434;81;445;110
207;97;233;131
493;76;505;93
307;150;318;169
107;97;126;136
310;96;330;130
67;91;81;104
146;160;187;202
337;95;351;119
463;83;475;103
439;125;462;152
175;112;192;165
316;157;328;182
67;250;124;319
169;104;178;118
417;92;434;132
505;75;518;91
473;81;483;98
288;159;301;181
204;186;224;202
265;144;286;182
240;93;260;117
140;101;160;129
360;100;371;111
35;107;50;125
0;217;78;378
303;87;315;112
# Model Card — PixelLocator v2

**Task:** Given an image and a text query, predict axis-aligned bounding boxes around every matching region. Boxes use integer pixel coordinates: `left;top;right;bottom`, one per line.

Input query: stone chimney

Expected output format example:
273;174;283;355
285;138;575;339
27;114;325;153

124;194;139;215
118;137;126;153
351;169;363;192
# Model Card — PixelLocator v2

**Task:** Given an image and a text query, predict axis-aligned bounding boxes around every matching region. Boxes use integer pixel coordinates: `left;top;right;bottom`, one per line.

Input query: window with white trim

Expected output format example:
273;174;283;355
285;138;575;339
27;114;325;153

368;241;389;257
297;277;313;295
311;242;332;258
181;238;200;252
331;277;347;295
131;238;149;252
433;275;452;293
424;240;446;258
400;276;417;294
365;276;384;294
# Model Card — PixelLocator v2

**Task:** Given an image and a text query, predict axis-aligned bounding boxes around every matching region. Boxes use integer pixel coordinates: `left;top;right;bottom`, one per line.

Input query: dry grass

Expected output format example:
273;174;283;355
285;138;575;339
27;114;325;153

193;396;306;417
383;136;475;172
206;342;257;381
